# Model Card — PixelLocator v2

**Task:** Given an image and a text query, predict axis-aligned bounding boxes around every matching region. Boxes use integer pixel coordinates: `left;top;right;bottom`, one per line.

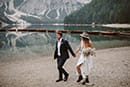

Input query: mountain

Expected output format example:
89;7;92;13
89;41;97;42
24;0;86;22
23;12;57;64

64;0;130;24
0;0;91;25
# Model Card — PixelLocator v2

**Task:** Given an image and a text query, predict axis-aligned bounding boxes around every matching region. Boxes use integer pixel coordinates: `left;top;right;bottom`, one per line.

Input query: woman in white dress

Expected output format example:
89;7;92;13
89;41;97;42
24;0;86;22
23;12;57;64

75;32;95;85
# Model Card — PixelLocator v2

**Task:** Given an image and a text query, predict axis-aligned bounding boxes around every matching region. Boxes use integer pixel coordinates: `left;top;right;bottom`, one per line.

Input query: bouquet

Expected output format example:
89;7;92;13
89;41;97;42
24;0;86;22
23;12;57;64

82;48;96;57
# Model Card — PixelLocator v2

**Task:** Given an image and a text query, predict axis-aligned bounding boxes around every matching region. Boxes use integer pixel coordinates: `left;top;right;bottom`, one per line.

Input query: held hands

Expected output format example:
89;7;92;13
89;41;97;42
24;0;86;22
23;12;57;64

73;54;76;58
54;57;56;60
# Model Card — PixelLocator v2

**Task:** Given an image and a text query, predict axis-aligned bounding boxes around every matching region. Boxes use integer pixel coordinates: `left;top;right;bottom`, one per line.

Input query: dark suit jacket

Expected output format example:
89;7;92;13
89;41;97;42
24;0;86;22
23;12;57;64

54;39;75;59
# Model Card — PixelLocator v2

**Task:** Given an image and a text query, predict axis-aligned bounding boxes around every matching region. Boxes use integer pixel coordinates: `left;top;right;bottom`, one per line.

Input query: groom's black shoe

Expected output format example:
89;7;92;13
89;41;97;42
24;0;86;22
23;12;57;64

64;74;69;81
56;79;63;82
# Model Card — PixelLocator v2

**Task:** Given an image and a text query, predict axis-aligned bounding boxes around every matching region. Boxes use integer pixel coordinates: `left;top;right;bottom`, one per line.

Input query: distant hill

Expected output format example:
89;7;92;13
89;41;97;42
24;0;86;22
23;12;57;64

64;0;130;24
0;0;91;24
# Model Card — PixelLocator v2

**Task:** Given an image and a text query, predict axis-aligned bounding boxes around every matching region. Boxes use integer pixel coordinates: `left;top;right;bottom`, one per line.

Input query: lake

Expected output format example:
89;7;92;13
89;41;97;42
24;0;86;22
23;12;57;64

0;24;130;58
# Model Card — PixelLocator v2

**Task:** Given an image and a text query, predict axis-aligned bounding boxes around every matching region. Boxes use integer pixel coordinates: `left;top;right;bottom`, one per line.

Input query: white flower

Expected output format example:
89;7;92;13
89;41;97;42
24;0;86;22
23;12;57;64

82;47;96;56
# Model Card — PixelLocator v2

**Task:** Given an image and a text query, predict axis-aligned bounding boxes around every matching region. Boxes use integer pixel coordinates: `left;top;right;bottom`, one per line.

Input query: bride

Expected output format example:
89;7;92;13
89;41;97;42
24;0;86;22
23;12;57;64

75;32;95;85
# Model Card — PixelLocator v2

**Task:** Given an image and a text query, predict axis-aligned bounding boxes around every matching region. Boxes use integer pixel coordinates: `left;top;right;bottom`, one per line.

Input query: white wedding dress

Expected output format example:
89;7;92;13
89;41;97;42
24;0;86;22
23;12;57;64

76;47;94;78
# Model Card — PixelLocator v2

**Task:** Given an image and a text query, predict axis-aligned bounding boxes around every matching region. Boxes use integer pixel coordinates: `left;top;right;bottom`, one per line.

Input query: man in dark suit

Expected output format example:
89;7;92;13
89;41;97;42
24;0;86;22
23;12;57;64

54;31;76;82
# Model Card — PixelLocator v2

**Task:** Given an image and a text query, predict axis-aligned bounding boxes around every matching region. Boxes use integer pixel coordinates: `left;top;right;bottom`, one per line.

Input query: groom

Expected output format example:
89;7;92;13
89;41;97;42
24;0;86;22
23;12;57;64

54;31;76;82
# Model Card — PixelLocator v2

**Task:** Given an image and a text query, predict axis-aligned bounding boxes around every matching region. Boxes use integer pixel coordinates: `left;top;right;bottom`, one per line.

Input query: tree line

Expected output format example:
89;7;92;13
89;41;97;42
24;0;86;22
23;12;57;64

64;0;130;24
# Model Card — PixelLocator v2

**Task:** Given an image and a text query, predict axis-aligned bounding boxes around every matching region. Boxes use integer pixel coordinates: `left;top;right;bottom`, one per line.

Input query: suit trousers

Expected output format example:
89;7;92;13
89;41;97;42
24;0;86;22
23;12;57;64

57;57;68;79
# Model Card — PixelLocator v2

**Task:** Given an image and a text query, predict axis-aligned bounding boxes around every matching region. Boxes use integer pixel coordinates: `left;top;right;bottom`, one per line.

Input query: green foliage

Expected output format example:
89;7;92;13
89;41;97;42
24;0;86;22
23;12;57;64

64;0;130;24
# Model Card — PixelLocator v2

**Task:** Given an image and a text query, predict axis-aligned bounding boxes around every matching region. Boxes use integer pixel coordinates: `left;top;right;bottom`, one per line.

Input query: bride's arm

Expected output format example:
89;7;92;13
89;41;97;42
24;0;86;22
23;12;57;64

75;44;81;54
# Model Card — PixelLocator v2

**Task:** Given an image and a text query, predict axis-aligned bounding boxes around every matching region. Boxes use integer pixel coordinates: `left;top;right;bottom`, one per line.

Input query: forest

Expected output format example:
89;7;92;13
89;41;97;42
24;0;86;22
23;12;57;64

64;0;130;24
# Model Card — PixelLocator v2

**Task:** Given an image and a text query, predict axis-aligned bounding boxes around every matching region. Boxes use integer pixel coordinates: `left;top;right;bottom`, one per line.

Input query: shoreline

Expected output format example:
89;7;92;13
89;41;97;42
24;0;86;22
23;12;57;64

0;46;130;87
102;24;130;28
1;23;130;28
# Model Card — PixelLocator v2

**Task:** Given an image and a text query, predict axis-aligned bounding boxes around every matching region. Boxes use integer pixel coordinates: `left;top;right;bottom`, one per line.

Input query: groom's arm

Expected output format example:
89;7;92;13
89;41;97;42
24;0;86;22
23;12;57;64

65;40;76;57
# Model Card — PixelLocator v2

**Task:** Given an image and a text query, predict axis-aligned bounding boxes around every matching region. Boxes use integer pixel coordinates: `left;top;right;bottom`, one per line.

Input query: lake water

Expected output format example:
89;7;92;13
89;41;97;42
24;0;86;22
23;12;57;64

0;24;130;58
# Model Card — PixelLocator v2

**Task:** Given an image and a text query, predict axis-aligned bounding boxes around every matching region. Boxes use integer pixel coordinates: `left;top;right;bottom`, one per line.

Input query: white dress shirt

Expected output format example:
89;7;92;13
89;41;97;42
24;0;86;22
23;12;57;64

57;38;62;56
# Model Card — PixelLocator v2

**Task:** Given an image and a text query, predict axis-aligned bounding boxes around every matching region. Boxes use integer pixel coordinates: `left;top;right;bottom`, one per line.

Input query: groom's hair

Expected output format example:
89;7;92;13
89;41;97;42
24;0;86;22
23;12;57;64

56;31;62;37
